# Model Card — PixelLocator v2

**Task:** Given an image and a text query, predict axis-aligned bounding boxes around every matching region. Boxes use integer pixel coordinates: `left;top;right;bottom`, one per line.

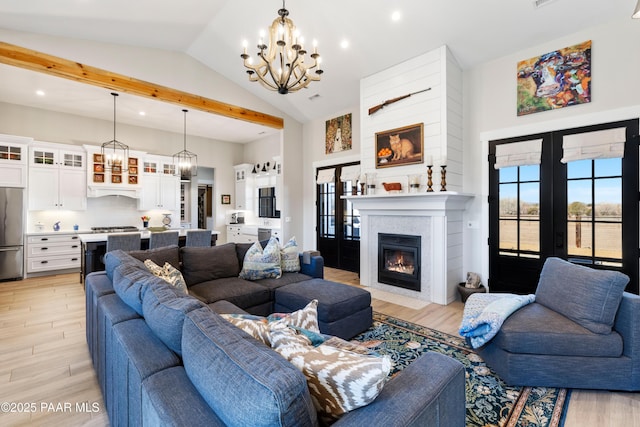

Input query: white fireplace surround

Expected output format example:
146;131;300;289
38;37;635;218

345;192;473;305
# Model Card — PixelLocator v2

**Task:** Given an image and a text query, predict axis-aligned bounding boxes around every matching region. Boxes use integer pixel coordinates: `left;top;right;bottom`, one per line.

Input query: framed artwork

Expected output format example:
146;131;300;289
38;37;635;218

128;157;138;166
325;113;352;154
221;194;231;205
111;174;122;184
112;165;122;173
93;163;104;172
128;175;138;184
517;40;591;116
375;123;424;169
128;166;138;175
93;153;104;163
93;173;104;183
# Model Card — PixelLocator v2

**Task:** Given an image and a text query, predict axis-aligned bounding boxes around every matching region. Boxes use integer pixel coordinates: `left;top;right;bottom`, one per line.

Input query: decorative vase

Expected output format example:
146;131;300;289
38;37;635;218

143;221;149;228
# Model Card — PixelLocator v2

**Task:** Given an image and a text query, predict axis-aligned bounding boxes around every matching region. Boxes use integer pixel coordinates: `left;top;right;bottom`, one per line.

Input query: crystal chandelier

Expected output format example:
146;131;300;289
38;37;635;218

241;0;323;94
173;109;198;180
101;92;129;172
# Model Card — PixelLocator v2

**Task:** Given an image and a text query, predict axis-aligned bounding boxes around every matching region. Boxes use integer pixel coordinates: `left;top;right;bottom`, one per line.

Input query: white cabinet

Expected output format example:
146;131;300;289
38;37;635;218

226;225;258;244
28;143;86;210
26;233;81;274
234;164;254;211
139;156;180;210
0;134;30;187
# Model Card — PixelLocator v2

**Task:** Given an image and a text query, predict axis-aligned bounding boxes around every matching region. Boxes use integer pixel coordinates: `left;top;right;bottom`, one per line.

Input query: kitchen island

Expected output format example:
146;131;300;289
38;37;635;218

78;229;218;281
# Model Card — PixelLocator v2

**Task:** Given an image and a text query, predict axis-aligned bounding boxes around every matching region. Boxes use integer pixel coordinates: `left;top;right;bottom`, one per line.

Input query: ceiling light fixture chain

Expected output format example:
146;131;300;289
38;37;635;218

173;109;198;180
241;0;323;94
101;92;129;172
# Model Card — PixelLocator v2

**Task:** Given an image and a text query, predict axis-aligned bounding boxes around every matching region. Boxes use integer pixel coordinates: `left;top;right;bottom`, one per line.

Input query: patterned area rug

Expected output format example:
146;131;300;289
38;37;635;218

352;312;570;427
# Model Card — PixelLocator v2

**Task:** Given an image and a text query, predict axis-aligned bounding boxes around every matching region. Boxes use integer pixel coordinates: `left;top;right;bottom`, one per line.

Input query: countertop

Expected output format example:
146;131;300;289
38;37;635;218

76;228;219;243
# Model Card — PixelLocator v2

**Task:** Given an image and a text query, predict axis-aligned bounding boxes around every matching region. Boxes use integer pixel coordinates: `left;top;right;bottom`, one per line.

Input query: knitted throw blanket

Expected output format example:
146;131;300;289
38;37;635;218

459;293;535;349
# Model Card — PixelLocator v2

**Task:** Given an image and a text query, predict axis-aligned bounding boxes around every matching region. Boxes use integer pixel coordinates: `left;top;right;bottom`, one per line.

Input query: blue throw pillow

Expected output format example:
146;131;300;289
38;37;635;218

535;257;629;334
239;237;282;280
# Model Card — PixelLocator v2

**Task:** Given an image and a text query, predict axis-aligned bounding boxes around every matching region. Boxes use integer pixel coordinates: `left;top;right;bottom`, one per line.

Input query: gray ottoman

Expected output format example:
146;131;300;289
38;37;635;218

274;279;373;340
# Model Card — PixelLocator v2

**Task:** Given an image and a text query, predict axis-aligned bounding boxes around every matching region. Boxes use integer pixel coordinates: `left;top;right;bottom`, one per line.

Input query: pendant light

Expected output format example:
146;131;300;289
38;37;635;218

101;92;129;172
634;0;640;18
173;109;198;180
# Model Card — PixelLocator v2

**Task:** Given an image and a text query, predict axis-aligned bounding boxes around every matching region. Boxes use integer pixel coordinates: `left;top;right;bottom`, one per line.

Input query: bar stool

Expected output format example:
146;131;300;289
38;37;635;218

185;230;211;247
149;231;179;249
106;233;142;253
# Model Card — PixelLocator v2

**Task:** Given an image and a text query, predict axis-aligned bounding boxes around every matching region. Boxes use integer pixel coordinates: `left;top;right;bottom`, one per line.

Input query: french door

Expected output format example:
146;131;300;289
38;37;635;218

489;119;639;294
316;163;360;272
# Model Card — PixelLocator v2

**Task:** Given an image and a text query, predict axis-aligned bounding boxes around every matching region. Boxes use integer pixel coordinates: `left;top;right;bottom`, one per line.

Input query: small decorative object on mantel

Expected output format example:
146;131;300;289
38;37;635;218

426;155;434;192
382;182;402;192
408;174;421;193
440;156;447;192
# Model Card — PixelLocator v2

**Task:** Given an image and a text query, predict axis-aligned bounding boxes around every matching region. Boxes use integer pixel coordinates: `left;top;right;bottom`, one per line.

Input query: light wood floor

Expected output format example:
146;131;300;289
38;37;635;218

0;270;638;426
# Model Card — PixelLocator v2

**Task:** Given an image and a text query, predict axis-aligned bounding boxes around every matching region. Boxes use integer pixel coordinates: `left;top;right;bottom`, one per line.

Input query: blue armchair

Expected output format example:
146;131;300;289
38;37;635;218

478;257;640;391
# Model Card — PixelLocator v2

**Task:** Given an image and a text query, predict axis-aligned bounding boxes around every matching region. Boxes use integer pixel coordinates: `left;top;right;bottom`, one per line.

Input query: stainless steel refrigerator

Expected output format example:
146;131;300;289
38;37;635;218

0;187;24;281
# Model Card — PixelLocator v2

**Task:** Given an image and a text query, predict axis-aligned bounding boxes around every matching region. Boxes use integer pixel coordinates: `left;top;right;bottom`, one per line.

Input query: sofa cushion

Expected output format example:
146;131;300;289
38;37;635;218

181;243;240;286
141;281;206;355
144;259;188;294
188;277;271;309
112;262;163;315
254;272;313;294
239;237;282;280
129;245;180;270
182;307;318;427
105;249;145;281
493;303;624;357
270;325;391;423
280;236;301;273
535;257;629;334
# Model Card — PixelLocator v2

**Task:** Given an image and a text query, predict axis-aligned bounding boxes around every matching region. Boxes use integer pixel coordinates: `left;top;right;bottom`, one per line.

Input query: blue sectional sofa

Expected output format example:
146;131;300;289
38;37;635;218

85;244;466;426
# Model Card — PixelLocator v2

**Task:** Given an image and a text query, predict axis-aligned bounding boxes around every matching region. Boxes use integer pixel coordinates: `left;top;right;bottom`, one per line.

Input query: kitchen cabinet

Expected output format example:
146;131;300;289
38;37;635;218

26;232;81;275
0;134;30;188
226;225;258;243
139;156;180;211
234;164;255;211
28;143;86;210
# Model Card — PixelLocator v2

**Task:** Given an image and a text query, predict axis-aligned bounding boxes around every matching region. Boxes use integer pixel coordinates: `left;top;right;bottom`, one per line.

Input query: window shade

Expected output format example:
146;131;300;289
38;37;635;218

340;165;361;182
561;127;626;163
316;168;335;184
494;139;543;169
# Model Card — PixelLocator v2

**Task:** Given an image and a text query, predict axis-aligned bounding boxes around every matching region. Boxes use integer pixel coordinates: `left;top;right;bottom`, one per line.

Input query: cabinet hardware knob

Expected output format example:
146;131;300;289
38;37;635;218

41;247;48;250
41;260;48;264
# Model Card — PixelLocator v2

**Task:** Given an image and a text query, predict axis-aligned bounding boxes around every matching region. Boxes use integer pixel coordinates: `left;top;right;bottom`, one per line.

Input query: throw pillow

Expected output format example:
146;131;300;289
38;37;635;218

535;257;629;334
144;259;189;294
280;236;301;273
221;299;320;346
239;237;282;280
180;243;241;286
270;325;391;422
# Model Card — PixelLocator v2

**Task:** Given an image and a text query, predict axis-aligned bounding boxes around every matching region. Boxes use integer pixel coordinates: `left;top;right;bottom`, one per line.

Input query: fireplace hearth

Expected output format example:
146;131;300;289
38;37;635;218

378;233;421;291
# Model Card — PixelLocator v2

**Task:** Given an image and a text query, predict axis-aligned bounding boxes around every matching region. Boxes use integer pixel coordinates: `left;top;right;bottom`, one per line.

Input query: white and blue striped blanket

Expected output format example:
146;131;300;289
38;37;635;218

459;292;535;349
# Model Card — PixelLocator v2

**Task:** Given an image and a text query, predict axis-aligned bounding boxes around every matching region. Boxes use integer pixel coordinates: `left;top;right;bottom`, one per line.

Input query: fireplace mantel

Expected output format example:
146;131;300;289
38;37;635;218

344;191;475;305
343;192;473;212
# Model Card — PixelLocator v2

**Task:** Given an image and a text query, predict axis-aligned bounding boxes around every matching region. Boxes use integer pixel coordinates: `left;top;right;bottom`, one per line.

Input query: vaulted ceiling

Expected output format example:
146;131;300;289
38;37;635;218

0;0;634;142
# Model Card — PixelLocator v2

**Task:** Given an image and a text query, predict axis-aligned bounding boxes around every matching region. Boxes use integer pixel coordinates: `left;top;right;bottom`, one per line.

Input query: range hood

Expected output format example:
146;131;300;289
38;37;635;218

87;185;141;199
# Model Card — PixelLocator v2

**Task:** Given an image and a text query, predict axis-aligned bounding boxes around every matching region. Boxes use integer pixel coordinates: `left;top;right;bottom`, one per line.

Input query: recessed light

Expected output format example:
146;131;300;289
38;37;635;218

139;111;146;116
36;90;45;96
340;39;349;49
391;11;402;22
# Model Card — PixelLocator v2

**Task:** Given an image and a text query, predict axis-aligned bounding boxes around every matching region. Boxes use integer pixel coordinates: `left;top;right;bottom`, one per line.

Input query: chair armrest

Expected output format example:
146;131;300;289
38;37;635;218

298;254;324;279
334;352;465;427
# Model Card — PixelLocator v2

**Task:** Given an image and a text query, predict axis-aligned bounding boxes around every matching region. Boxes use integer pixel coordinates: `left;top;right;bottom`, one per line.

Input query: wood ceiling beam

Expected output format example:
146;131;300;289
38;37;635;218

0;41;284;130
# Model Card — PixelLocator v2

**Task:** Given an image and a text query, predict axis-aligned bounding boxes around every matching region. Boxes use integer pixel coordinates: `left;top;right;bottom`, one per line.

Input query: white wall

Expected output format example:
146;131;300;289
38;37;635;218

462;16;640;287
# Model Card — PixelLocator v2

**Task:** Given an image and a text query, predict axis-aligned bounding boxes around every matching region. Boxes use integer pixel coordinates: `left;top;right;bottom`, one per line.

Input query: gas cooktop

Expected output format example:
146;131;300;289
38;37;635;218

90;226;139;233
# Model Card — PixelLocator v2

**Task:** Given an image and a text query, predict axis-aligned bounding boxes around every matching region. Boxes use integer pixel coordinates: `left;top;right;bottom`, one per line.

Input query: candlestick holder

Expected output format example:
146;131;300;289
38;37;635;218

440;165;447;191
426;166;434;192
